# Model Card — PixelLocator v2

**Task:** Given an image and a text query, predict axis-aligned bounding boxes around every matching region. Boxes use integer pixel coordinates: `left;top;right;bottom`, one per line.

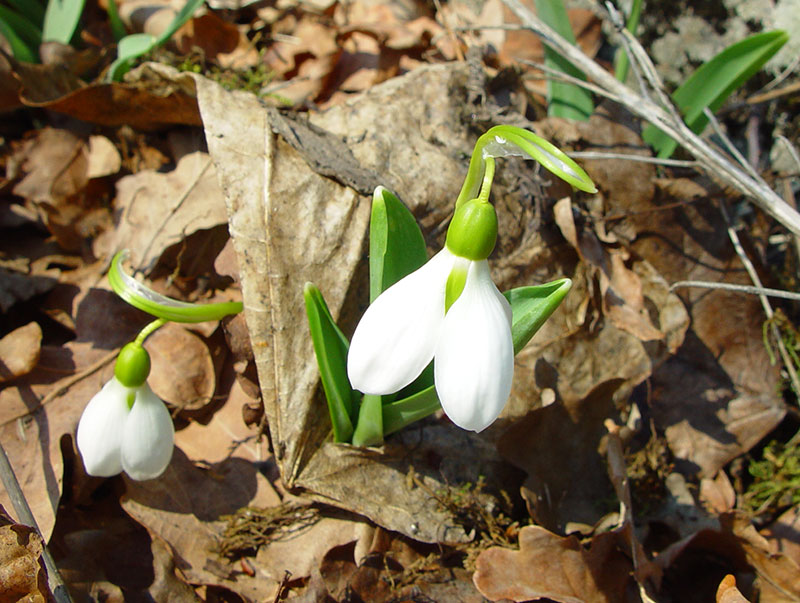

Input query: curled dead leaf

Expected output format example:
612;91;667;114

0;506;50;603
473;525;633;602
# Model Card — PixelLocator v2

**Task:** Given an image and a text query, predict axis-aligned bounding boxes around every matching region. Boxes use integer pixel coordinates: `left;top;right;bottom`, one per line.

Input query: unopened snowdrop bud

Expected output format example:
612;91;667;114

77;342;174;481
445;198;498;261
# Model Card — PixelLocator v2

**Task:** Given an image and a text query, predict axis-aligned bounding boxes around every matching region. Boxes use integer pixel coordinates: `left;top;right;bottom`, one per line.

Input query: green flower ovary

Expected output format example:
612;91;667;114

114;342;151;388
444;198;498;261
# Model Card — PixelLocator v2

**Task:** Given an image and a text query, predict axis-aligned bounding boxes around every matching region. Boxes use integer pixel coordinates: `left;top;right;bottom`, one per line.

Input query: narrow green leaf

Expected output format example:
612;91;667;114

5;0;45;26
42;0;85;44
369;186;428;302
533;0;593;120
505;278;572;353
382;385;440;436
351;394;383;447
153;0;205;47
303;282;356;443
107;32;156;81
613;0;643;82
643;30;788;158
0;15;37;62
0;6;42;47
108;250;243;322
105;0;126;42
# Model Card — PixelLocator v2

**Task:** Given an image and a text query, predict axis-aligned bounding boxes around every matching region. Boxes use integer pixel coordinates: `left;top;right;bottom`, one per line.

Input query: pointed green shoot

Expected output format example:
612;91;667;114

107;0;205;81
533;0;594;121
351;394;383;447
303;283;356;443
643;30;788;158
106;0;127;42
381;278;573;435
42;0;85;44
107;32;156;81
369;186;428;303
108;250;243;322
505;278;572;354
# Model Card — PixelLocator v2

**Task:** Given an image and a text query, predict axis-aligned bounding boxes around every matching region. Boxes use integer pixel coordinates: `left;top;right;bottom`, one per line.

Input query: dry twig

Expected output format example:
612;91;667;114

501;0;800;237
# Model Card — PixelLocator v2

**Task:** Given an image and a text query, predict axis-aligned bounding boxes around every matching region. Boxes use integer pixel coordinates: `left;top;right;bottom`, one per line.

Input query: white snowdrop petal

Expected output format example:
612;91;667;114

76;378;130;477
347;249;454;395
121;384;174;481
434;260;514;432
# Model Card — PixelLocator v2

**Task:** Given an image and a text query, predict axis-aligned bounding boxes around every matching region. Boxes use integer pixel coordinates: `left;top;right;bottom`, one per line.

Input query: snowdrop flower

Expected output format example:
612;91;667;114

347;197;513;432
77;342;174;481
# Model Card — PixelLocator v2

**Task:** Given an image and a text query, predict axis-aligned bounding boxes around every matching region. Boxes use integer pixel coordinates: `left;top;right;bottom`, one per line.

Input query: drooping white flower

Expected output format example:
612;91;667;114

347;198;514;432
76;343;174;481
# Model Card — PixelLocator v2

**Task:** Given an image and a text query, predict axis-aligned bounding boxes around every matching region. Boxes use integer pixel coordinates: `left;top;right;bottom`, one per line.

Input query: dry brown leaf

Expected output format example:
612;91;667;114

121;448;281;600
717;575;751;603
257;517;374;586
86;135;122;180
94;149;227;271
0;506;50;603
700;470;737;515
761;506;800;568
0;341;116;538
175;378;265;464
734;515;800;602
18;62;201;131
8;127;109;251
587;147;785;476
0;322;42;383
145;322;216;412
473;525;633;602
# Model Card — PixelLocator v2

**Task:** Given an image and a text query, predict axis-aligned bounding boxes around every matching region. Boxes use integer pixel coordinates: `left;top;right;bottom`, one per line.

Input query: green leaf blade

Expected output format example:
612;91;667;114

643;30;788;158
505;278;572;354
533;0;593;120
369;186;428;303
42;0;85;44
303;282;356;443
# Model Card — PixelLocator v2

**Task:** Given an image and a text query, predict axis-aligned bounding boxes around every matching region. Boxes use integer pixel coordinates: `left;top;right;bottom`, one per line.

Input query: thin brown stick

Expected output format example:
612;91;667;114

0;443;73;602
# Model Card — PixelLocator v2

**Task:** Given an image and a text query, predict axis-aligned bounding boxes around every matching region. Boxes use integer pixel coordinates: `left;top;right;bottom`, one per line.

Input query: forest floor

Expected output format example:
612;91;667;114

1;0;799;601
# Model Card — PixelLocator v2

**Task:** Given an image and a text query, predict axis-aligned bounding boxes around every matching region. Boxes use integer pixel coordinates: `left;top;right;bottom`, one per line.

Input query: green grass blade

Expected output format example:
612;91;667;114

42;0;85;44
5;0;45;25
0;5;41;47
105;0;126;42
107;32;156;81
613;0;643;82
369;186;428;303
303;282;356;443
504;278;572;353
153;0;205;47
0;13;38;61
533;0;593;120
643;30;788;158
